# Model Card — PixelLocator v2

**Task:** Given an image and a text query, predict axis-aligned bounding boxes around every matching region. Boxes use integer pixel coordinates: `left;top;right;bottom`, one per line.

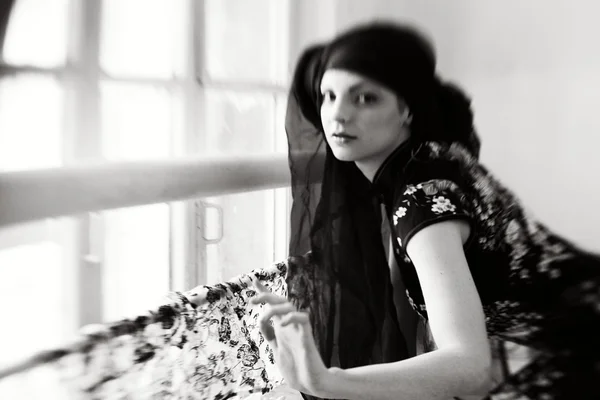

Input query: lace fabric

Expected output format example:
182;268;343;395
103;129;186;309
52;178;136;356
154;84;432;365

0;261;306;400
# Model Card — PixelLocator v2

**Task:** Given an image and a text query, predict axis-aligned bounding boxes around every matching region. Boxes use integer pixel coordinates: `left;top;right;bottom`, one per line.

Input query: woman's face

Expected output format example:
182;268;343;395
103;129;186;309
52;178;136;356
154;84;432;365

319;69;410;168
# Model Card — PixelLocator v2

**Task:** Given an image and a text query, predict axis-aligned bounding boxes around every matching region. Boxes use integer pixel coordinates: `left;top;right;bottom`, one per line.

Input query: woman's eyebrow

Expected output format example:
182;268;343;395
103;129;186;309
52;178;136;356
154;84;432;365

320;82;371;93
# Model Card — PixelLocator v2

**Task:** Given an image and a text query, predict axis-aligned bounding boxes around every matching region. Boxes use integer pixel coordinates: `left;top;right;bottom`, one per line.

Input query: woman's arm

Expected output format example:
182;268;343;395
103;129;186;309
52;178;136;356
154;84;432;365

318;220;493;400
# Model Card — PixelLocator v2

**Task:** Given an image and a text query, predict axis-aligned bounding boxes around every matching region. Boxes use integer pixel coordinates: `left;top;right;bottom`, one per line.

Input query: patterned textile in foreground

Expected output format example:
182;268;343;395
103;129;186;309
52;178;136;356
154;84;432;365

0;261;304;400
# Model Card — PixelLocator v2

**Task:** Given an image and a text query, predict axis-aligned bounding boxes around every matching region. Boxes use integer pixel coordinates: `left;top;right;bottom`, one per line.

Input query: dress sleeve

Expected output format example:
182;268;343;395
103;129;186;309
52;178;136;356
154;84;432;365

392;179;474;248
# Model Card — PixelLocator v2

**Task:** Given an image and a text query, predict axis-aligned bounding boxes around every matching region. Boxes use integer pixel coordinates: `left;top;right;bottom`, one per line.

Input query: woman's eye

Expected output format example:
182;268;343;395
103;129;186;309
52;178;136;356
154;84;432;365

322;91;335;102
357;93;378;105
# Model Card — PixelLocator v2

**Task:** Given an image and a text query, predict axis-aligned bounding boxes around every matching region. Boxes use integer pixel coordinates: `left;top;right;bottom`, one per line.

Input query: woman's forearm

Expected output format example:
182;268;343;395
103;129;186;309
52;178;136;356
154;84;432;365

318;346;492;400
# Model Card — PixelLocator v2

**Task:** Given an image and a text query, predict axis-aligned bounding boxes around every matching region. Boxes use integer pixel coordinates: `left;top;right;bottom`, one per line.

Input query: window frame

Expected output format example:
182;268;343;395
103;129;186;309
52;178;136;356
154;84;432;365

0;0;294;327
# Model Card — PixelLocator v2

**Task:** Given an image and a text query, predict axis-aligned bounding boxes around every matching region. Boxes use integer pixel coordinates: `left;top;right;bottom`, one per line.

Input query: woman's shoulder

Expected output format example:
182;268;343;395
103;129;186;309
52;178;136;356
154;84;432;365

412;141;479;165
402;140;516;210
400;141;479;188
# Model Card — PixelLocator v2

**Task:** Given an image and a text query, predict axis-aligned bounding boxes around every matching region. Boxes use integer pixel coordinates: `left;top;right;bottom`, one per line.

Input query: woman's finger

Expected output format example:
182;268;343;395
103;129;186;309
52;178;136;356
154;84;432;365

250;292;288;306
259;302;297;324
279;311;310;327
251;277;269;293
258;318;277;343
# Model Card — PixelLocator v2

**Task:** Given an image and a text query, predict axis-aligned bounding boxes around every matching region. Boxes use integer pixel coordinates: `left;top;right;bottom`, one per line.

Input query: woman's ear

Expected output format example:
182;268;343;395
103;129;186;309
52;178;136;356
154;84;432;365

401;108;413;126
396;98;412;127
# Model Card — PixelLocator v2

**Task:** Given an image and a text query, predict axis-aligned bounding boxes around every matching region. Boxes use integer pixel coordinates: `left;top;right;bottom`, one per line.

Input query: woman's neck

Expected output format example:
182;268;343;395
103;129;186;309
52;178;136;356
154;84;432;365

354;160;385;182
355;136;410;182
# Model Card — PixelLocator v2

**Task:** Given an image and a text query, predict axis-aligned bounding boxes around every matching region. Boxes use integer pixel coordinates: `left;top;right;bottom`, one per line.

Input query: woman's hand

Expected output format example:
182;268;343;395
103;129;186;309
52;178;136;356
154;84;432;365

250;278;330;397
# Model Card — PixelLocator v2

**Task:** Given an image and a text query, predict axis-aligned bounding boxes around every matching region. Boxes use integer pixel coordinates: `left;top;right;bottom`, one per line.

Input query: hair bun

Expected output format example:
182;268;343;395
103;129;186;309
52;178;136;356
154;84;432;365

433;79;481;157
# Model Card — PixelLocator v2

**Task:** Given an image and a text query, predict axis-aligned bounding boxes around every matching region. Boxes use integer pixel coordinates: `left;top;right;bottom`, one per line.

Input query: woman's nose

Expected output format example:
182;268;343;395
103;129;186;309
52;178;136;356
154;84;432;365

330;99;352;123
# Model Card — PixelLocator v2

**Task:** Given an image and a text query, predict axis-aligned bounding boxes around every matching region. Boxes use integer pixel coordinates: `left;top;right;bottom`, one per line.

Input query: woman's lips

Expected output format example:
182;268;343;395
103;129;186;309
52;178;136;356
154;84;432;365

333;132;356;138
332;133;357;144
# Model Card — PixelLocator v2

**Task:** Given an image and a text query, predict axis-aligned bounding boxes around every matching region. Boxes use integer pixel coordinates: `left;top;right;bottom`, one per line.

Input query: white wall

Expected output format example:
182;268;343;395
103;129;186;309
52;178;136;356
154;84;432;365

297;0;600;251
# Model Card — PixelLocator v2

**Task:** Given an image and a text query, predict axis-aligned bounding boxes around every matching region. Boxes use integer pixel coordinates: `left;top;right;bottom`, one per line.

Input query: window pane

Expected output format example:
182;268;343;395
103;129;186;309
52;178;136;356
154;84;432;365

102;204;170;321
204;90;277;153
100;82;173;160
100;0;187;79
0;75;63;171
204;0;290;84
2;0;68;67
0;242;67;365
204;191;277;283
100;82;174;321
201;91;287;282
0;221;51;250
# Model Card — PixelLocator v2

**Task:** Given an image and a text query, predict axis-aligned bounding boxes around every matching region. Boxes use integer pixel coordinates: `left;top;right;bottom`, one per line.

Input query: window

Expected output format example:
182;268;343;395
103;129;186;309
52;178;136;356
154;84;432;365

0;0;293;372
97;0;189;319
203;0;289;85
0;242;68;363
200;0;291;283
99;83;175;320
0;0;73;374
0;76;63;171
2;0;68;68
100;0;186;80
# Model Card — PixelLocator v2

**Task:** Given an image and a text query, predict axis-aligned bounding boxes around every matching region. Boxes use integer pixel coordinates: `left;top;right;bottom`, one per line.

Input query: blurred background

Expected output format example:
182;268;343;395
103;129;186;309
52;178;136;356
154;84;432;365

0;0;598;381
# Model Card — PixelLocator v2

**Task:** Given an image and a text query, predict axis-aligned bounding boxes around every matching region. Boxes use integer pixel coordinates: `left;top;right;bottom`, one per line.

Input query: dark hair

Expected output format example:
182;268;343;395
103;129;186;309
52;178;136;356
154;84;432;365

425;79;480;157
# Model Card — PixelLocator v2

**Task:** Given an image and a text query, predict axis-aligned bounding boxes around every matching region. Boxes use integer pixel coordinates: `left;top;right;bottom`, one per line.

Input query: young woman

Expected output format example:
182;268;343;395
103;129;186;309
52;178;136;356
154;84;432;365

251;21;600;400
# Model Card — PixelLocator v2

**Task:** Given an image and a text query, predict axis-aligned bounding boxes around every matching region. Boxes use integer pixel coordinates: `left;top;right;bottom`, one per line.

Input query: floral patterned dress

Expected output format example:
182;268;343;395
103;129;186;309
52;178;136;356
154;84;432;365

374;141;600;399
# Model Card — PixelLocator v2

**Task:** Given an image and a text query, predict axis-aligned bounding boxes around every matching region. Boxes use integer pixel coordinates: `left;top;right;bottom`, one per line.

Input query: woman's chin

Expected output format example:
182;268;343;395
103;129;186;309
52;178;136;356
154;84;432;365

330;148;359;162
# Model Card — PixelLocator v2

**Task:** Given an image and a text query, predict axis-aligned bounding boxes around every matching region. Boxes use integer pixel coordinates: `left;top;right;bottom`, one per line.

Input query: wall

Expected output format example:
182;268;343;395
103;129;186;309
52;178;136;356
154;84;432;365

298;0;600;251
